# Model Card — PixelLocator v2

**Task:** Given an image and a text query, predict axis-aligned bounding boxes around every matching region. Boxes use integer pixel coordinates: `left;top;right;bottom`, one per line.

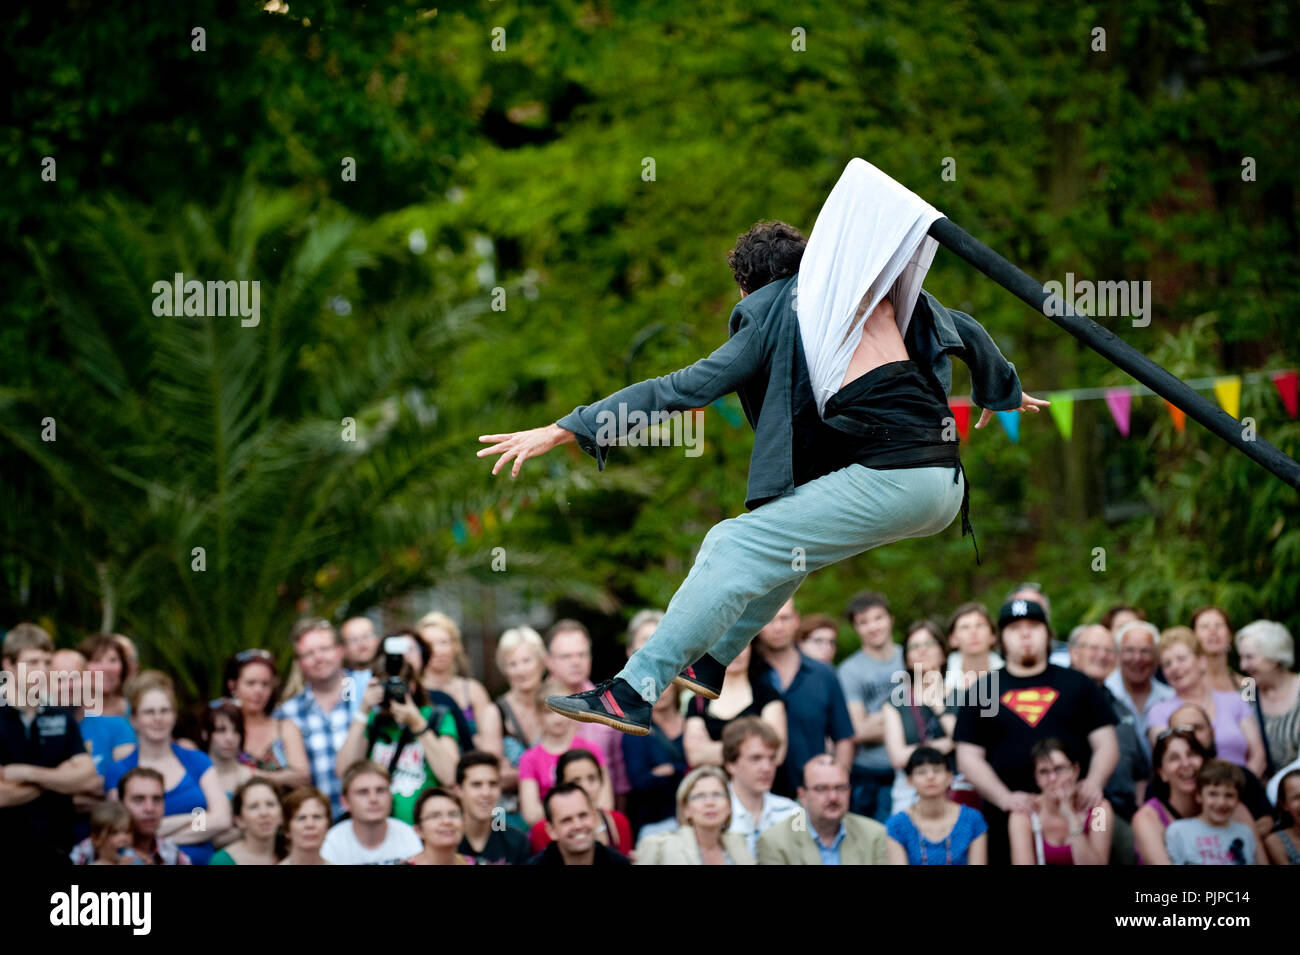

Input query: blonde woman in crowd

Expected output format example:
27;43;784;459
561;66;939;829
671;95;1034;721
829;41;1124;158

417;611;502;756
634;766;754;865
494;625;548;822
1147;627;1267;777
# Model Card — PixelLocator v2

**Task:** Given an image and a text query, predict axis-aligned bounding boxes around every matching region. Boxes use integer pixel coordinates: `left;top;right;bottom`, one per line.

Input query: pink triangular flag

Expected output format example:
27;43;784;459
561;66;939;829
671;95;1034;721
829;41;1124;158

1105;388;1132;437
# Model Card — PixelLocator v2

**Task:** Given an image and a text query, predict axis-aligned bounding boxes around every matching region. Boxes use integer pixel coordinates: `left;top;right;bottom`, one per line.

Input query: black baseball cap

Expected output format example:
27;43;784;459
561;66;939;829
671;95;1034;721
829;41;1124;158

997;598;1050;633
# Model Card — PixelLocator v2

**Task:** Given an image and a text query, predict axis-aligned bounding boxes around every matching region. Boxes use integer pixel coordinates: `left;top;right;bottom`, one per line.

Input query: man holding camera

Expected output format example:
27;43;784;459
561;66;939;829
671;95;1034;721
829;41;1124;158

335;634;460;825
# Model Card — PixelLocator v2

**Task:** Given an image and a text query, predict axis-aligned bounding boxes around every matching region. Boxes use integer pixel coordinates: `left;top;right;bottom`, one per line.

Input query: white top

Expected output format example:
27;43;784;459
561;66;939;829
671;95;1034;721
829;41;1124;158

795;157;944;417
320;817;423;865
728;790;801;858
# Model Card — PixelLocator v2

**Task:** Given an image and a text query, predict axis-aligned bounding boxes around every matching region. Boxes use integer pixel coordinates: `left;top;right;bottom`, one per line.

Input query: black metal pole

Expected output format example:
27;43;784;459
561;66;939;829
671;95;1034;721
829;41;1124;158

928;216;1300;491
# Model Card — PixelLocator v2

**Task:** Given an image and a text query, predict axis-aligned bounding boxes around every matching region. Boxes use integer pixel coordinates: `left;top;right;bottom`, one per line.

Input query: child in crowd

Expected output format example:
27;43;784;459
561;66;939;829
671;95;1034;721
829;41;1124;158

89;801;142;865
1164;760;1256;864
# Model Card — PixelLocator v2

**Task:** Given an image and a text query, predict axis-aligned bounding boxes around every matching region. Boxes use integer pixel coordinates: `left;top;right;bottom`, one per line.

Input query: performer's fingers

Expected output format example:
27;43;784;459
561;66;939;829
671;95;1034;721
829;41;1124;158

479;433;515;444
511;450;529;477
491;448;517;475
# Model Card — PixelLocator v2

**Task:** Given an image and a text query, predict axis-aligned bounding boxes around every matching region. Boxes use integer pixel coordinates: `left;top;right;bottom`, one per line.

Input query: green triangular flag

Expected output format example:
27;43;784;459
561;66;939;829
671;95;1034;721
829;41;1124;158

1048;392;1073;440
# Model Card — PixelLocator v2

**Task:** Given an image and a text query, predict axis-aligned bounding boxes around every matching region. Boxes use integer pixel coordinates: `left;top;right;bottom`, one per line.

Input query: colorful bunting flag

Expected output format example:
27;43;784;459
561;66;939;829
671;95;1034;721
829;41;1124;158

1272;370;1298;418
997;410;1020;443
1164;400;1186;433
451;520;467;545
710;397;743;427
1104;388;1131;437
1047;393;1073;440
1213;376;1241;419
949;400;971;441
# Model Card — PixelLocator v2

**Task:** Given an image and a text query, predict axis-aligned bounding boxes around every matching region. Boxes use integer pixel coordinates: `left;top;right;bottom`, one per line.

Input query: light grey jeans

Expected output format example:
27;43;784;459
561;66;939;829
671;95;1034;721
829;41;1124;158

615;464;965;701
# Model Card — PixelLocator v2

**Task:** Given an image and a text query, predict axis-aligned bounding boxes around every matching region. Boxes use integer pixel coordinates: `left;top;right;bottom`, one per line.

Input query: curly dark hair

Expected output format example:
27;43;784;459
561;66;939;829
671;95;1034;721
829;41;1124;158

727;220;806;294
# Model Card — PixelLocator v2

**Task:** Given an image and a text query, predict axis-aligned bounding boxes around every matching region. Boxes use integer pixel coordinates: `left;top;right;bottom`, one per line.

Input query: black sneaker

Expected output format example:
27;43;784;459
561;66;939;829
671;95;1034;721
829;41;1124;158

672;653;726;700
545;678;652;736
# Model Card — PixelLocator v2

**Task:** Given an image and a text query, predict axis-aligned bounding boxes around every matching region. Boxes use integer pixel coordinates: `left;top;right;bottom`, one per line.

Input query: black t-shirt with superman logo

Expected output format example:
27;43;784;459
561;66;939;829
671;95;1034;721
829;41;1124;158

953;665;1116;795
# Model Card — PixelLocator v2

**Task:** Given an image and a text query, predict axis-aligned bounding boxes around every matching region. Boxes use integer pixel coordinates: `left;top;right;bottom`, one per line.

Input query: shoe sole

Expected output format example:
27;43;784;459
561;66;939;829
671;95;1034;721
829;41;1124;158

672;675;720;700
546;699;650;736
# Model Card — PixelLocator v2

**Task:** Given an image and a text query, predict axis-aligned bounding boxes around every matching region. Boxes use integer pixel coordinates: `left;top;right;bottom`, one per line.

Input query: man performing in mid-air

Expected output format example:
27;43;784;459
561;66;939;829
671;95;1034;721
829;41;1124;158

478;158;1048;736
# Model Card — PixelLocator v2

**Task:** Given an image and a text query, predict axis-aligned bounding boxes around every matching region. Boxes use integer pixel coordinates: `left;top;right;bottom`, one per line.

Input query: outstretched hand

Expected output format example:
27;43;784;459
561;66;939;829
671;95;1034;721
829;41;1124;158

477;423;574;478
975;392;1050;430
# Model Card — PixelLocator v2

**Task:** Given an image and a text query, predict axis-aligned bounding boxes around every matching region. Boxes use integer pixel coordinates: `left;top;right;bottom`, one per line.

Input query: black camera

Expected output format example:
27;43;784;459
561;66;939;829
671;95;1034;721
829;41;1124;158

380;635;411;708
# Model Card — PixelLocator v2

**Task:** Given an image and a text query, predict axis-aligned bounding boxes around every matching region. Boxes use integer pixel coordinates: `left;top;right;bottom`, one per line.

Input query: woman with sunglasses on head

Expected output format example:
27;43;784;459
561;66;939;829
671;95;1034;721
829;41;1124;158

220;649;311;790
1009;738;1111;864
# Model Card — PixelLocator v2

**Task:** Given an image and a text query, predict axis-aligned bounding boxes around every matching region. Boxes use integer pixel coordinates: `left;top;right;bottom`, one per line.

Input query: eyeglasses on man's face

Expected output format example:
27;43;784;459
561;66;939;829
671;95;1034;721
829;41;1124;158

807;784;850;796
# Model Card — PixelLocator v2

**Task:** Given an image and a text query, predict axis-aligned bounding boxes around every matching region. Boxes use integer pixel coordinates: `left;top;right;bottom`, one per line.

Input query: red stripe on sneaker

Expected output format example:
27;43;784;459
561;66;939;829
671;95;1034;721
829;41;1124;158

601;689;626;718
684;666;697;680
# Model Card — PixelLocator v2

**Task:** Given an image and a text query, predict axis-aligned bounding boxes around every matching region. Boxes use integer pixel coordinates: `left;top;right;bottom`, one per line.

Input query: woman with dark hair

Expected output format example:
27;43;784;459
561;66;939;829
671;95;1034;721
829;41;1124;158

202;702;252;799
220;649;310;789
883;621;957;813
1131;728;1255;865
484;165;1046;738
334;632;461;824
209;777;284;865
796;613;840;666
527;747;632;855
1264;770;1300;865
71;635;136;777
80;633;130;717
1009;738;1112;865
944;602;1002;694
278;787;331;865
885;747;987;865
404;788;476;865
1191;606;1244;693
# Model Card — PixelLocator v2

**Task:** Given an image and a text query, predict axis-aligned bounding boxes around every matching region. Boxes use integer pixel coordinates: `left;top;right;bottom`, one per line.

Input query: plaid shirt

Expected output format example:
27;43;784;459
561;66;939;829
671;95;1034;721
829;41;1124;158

70;836;191;865
275;669;369;819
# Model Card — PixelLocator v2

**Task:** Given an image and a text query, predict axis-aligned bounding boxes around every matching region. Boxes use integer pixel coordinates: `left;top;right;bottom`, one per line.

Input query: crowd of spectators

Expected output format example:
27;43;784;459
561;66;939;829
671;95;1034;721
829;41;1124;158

3;585;1298;866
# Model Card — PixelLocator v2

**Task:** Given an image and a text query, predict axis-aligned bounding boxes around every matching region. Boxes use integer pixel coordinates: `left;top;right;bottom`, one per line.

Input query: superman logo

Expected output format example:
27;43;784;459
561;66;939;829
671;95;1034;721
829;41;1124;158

1001;687;1059;727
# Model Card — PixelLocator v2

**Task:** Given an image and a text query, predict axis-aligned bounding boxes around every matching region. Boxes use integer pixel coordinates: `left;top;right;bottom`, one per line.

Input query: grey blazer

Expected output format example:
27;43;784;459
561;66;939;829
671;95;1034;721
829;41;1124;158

557;274;1022;511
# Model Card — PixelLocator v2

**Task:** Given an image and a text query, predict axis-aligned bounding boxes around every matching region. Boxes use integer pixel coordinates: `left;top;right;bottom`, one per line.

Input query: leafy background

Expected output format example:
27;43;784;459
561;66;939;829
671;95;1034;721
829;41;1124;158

2;0;1297;697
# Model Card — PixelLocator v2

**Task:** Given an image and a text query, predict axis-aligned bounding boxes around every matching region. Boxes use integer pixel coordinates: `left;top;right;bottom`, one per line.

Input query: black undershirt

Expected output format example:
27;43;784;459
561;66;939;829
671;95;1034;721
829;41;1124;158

791;359;980;563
